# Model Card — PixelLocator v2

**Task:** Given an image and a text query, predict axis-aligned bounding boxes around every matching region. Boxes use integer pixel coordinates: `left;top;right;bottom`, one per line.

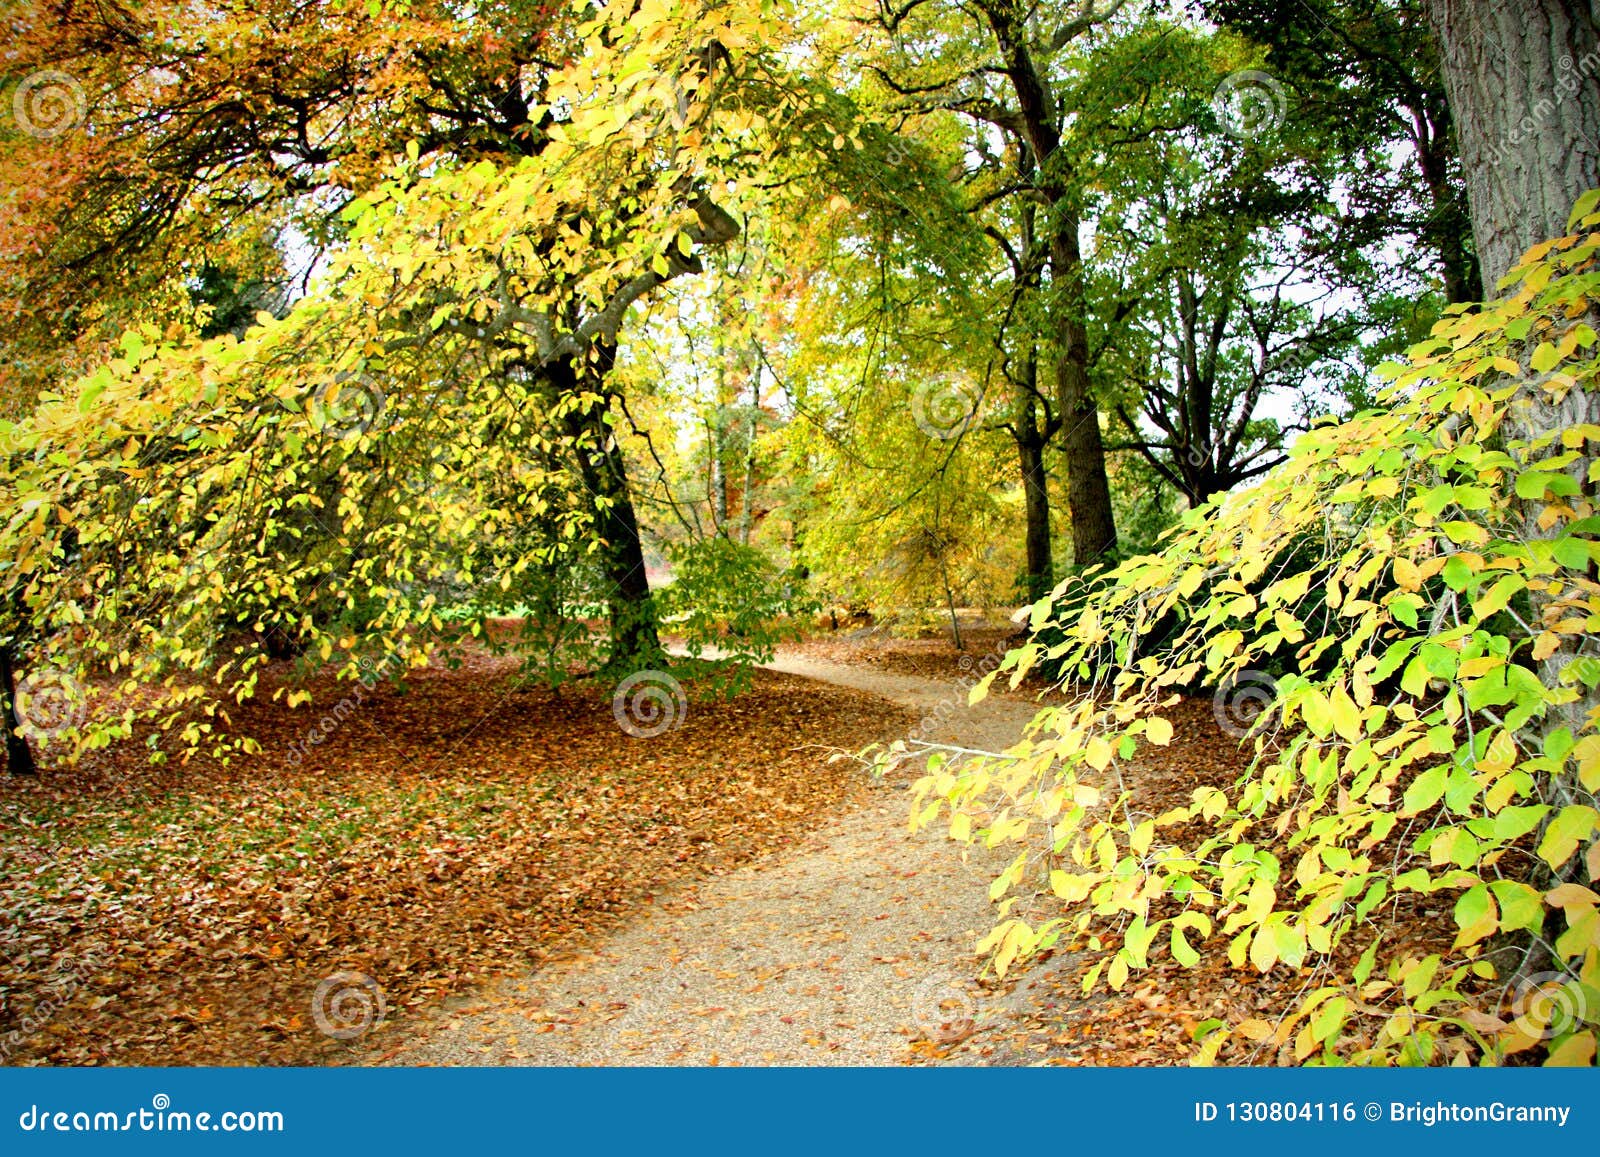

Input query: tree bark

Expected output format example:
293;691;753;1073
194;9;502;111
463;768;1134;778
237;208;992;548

1425;0;1600;289
1017;428;1054;602
1;644;37;776
980;0;1119;567
550;347;662;670
1051;228;1118;565
1428;0;1600;981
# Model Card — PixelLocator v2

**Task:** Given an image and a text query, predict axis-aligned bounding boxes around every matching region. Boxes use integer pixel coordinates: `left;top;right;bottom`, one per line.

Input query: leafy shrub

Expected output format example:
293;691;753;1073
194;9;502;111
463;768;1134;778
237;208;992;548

658;536;810;692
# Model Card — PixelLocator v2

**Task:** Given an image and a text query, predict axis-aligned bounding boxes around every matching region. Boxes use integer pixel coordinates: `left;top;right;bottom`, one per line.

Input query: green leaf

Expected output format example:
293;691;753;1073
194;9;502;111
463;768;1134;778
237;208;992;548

1170;925;1200;967
1488;880;1544;935
1452;884;1496;946
1402;765;1448;815
1311;995;1347;1043
1441;556;1474;591
1352;938;1380;985
1492;805;1549;842
1568;187;1600;228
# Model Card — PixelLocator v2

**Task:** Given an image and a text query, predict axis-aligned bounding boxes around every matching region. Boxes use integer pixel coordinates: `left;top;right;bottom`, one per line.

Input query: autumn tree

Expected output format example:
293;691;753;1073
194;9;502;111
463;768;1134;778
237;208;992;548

908;0;1600;1066
5;2;902;740
864;0;1124;567
0;0;851;770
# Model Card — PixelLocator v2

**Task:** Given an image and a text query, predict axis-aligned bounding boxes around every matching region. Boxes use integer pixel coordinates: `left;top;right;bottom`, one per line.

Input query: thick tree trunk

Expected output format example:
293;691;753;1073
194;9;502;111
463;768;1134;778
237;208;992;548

1431;0;1600;760
1;644;37;776
1051;227;1118;565
551;349;662;670
1425;0;1600;289
1429;0;1600;981
1017;431;1053;602
979;0;1118;569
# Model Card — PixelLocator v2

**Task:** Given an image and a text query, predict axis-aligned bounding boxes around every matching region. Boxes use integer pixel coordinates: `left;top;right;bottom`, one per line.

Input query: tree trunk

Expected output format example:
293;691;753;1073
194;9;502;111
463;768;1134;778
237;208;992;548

1428;0;1600;981
738;362;758;546
551;348;662;670
710;416;729;535
1430;0;1600;756
1051;227;1118;566
979;0;1119;569
1;644;37;776
1017;430;1053;602
1425;0;1600;289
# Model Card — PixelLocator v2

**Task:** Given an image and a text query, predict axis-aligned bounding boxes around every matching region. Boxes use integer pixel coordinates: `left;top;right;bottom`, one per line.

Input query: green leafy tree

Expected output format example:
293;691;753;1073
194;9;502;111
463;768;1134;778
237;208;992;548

911;198;1600;1063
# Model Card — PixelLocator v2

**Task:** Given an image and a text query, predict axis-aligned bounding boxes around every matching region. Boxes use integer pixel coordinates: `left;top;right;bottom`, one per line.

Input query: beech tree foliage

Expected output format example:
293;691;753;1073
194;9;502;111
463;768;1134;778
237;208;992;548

910;197;1600;1065
3;0;1596;1070
0;0;833;761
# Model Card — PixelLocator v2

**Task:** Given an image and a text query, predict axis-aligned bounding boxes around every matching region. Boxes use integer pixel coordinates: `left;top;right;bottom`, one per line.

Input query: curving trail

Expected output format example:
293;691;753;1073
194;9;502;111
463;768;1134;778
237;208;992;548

392;652;1047;1066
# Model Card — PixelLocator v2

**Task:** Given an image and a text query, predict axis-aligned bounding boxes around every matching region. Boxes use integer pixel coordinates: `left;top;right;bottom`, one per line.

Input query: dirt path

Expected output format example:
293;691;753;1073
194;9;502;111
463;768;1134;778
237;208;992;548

394;653;1043;1066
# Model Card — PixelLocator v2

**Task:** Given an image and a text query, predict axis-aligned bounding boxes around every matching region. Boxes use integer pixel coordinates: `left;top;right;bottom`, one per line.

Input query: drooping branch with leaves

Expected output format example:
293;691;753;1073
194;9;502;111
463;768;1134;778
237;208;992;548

907;196;1600;1064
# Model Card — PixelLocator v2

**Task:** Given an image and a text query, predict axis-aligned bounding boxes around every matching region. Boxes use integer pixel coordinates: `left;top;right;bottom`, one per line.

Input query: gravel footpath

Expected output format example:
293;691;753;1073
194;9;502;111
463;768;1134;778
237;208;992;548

392;653;1042;1066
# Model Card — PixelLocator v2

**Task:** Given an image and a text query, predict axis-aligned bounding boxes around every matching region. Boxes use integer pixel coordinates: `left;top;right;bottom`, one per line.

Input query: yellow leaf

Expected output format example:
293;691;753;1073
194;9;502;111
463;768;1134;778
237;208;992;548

1084;736;1113;770
1146;717;1174;746
1235;1018;1274;1041
1249;924;1278;972
1546;1031;1597;1067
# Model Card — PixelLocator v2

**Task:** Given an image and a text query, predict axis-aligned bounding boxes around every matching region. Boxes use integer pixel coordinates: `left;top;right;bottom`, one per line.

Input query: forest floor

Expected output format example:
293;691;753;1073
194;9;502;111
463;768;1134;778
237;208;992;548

395;627;1311;1067
2;623;1460;1066
0;646;899;1065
